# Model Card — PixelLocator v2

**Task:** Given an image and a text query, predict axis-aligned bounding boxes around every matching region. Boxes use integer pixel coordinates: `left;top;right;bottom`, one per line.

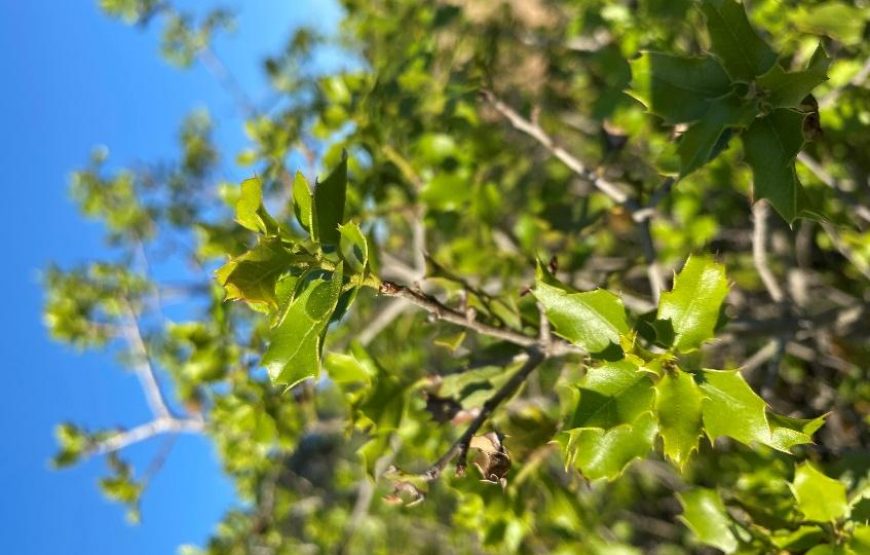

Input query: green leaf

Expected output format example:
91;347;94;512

628;52;732;124
677;93;756;176
655;369;703;468
699;0;777;81
742;109;812;223
261;264;344;387
699;369;770;446
313;152;347;247
338;221;369;274
292;171;313;233
533;265;630;354
568;412;657;481
216;238;308;308
767;412;825;452
678;488;738;553
792;2;870;46
569;361;655;430
790;462;849;522
236;177;277;235
324;351;374;385
757;45;830;109
657;256;729;352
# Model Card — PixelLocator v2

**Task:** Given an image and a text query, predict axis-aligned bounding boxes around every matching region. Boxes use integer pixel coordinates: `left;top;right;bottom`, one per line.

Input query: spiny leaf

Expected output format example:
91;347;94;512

628;52;732;124
261;264;343;387
757;44;830;109
790;462;849;523
569;361;655;430
742;109;814;223
236;177;278;235
658;256;728;352
699;0;777;81
655;369;704;468
534;264;629;355
216;238;309;308
699;369;770;446
677;92;756;176
678;488;738;553
567;412;657;481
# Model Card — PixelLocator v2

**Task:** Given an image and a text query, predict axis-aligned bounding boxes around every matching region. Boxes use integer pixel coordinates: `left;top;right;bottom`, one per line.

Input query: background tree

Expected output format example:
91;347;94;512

47;1;869;553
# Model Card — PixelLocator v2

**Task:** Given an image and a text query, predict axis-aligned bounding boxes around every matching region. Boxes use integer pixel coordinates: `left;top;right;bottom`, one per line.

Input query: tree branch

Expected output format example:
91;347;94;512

378;281;580;357
121;303;174;420
751;201;785;303
482;90;666;302
93;417;204;455
421;350;545;480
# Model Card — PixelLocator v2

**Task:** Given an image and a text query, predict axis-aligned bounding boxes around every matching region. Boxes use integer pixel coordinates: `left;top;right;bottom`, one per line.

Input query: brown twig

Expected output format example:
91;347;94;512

420;350;545;481
482;90;667;302
378;281;580;357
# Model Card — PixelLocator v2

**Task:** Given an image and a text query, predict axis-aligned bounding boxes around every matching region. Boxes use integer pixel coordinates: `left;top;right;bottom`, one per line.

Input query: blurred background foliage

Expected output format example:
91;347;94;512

45;1;868;553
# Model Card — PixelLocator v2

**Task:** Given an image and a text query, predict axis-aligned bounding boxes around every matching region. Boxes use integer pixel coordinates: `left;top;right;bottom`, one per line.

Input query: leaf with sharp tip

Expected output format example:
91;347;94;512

658;256;729;352
678;488;738;553
569;360;655;430
628;52;732;124
699;0;777;81
655;369;703;468
757;44;830;109
262;264;343;388
313;152;347;247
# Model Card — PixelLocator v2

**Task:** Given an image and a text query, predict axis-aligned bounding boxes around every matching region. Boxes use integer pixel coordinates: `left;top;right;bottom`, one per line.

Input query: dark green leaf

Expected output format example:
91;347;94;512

313;152;347;247
742;109;812;222
757;45;830;109
678;92;756;176
628;52;732;124
699;0;777;80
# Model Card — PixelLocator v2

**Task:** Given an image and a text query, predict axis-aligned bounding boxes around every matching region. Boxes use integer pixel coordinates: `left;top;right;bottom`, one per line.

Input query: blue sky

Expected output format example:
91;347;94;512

0;1;340;553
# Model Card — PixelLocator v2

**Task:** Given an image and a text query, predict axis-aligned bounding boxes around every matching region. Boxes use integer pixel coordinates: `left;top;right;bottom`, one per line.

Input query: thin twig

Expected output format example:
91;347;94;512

751;201;785;303
483;90;666;302
378;281;580;357
420;351;545;480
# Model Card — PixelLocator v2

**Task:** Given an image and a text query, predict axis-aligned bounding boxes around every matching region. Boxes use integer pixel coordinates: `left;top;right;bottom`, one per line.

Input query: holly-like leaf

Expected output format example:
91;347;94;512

767;412;825;452
655;369;703;468
534;265;629;355
658;256;728;352
338;221;369;275
236;177;278;235
292;171;313;233
790;462;848;523
699;369;770;446
313;152;347;247
216;238;309;308
757;45;830;109
628;52;733;124
261;264;344;387
677;92;756;176
567;412;657;481
742;109;812;223
678;488;738;553
699;0;777;81
569;360;655;430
